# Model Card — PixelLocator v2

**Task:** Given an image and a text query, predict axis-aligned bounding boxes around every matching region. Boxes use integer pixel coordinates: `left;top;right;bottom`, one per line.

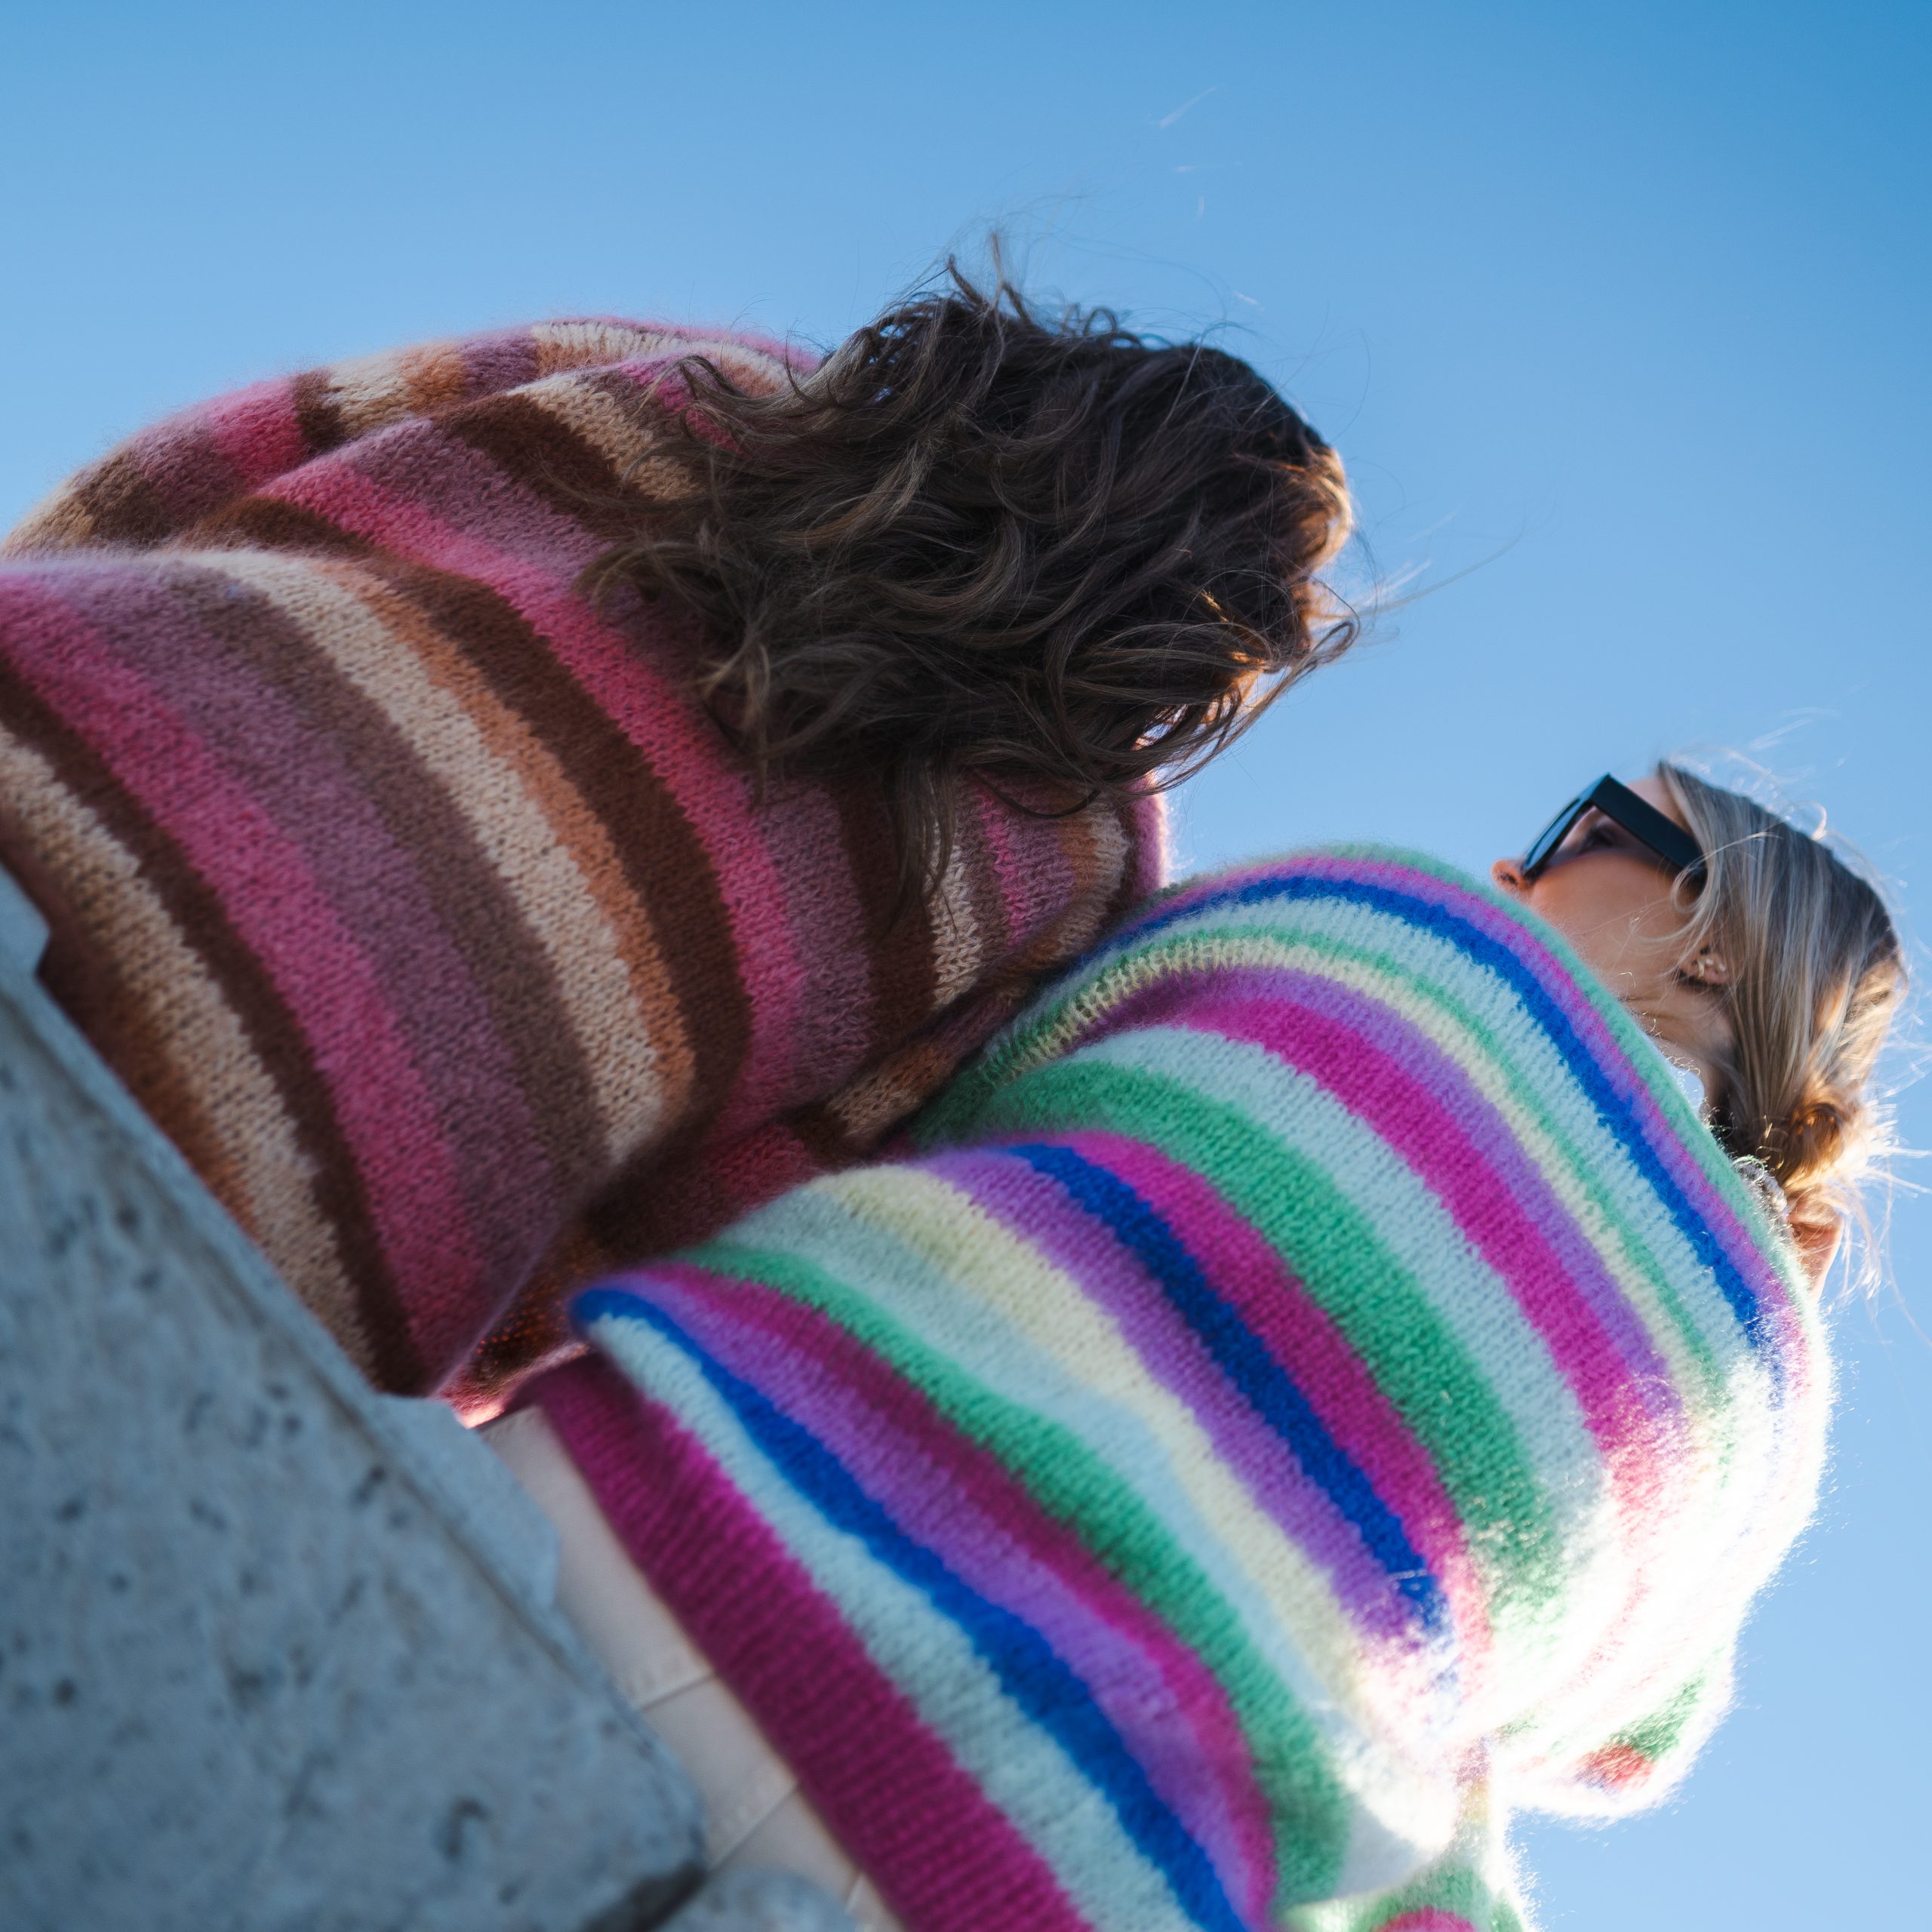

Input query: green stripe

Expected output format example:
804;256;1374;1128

921;912;1730;1414
685;1232;1354;1903
954;1056;1568;1627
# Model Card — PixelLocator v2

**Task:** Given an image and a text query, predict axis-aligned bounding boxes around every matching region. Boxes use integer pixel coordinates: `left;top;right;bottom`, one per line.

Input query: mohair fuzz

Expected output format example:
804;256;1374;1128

536;846;1826;1932
0;321;1160;1406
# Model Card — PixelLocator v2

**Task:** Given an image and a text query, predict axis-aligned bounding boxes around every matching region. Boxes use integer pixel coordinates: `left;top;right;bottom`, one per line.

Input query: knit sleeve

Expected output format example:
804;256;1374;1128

535;846;1824;1932
0;318;799;559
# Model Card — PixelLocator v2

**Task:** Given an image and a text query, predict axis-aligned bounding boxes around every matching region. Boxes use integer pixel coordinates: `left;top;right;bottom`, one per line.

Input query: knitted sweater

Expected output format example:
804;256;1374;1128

531;846;1826;1932
0;321;1161;1408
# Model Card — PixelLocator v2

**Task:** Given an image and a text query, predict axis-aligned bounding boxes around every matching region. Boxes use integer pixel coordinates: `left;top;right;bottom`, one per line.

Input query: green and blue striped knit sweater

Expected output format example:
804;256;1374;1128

531;846;1827;1931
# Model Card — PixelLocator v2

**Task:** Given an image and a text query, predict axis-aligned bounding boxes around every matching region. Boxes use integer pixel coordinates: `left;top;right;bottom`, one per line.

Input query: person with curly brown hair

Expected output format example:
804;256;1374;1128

0;265;1355;1413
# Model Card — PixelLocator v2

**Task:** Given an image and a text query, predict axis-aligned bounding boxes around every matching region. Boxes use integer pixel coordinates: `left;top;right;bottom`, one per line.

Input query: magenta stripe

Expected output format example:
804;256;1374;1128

1181;992;1669;1496
1054;1128;1498;1681
201;380;310;492
1306;855;1764;1246
534;1354;1095;1932
48;558;561;1306
1063;955;1678;1411
632;1254;1274;1918
0;572;488;1329
1201;965;1677;1404
260;452;817;1134
940;1147;1420;1647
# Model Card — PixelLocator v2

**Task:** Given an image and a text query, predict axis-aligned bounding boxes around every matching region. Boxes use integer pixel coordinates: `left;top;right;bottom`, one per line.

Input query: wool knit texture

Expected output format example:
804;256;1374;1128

534;846;1827;1932
0;320;1161;1407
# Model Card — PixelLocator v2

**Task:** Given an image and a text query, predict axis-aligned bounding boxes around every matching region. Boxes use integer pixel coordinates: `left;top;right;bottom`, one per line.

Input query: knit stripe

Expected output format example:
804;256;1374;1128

537;1355;1094;1932
0;605;419;1380
263;457;786;1121
0;721;367;1355
108;559;583;1299
676;1218;1357;1902
822;1164;1394;1732
210;549;669;1159
1007;1141;1448;1638
580;1299;1208;1932
1;574;491;1315
1186;992;1674;1495
1046;1127;1497;1682
623;1287;1249;1931
632;1253;1277;1917
958;1051;1567;1627
1125;866;1774;1346
51;553;571;1296
928;909;1730;1423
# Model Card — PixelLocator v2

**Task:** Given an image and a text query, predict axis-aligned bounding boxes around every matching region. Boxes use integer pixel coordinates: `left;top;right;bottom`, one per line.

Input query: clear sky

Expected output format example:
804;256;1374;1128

6;3;1927;1924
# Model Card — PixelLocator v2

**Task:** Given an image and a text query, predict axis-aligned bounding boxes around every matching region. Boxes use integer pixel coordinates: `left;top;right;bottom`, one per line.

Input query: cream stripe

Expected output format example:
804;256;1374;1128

0;724;367;1367
1009;918;1717;1414
198;551;671;1157
926;828;985;1009
825;1164;1429;1743
323;343;441;438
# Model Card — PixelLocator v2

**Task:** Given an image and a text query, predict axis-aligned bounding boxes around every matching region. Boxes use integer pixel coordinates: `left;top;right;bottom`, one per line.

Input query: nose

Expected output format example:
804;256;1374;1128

1491;857;1530;899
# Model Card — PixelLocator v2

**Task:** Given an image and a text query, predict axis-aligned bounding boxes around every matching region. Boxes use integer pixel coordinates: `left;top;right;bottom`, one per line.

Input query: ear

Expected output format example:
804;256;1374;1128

1792;1214;1844;1287
1684;949;1732;986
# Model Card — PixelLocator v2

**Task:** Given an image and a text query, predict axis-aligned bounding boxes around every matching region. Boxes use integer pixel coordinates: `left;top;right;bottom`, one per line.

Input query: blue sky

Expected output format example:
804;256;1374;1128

6;4;1928;1923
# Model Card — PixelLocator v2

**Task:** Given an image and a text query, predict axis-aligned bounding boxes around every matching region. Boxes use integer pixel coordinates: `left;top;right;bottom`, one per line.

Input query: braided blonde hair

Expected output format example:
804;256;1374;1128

1658;764;1905;1260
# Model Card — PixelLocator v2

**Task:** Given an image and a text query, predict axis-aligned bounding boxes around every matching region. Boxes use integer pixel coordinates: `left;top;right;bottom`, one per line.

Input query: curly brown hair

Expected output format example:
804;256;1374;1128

582;264;1356;888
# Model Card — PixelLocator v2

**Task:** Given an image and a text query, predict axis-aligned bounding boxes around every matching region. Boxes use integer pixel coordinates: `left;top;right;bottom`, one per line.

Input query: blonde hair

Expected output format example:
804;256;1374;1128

1657;764;1905;1250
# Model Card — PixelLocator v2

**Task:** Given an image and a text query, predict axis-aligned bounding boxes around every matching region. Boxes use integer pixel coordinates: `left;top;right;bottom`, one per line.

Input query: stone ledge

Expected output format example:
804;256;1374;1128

0;942;714;1930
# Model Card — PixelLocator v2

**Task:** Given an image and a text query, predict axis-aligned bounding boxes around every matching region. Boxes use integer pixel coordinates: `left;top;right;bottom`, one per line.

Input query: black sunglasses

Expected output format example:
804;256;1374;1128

1521;774;1706;884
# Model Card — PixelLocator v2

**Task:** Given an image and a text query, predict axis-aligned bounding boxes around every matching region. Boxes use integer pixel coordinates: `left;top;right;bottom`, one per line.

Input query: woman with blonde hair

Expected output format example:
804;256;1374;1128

1491;763;1904;1282
491;764;1903;1930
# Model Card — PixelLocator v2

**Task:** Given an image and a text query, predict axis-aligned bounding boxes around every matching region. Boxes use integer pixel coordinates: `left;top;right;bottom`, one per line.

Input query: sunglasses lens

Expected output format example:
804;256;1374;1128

1522;800;1584;877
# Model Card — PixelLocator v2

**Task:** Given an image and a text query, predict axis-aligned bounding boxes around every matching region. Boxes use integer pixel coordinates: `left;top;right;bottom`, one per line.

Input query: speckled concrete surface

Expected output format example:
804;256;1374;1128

0;924;713;1931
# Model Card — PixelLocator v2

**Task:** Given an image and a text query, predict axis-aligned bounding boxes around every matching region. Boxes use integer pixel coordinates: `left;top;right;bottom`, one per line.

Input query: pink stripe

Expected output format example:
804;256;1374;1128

1379;1912;1478;1931
1134;852;1789;1331
1;573;488;1332
1059;1128;1497;1682
261;450;815;1130
638;1254;1274;1920
1315;855;1770;1251
200;378;310;488
946;1146;1417;1645
1188;992;1670;1494
534;1355;1094;1932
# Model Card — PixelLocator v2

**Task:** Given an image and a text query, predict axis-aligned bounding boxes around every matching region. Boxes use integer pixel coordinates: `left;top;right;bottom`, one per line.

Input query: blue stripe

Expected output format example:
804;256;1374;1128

574;1284;1249;1932
1108;870;1767;1346
1010;1141;1449;1634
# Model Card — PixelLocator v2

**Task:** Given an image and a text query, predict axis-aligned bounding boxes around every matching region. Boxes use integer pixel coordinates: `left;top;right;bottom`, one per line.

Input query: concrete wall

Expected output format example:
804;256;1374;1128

0;865;847;1932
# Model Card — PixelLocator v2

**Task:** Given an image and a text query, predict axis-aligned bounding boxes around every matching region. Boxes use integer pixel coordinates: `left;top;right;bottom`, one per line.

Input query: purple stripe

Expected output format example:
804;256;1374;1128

939;1147;1426;1648
1213;963;1680;1414
629;1254;1275;1922
47;558;559;1288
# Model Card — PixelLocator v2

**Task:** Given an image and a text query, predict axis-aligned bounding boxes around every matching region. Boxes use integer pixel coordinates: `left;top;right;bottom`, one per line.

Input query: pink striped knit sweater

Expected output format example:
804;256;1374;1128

0;320;1163;1410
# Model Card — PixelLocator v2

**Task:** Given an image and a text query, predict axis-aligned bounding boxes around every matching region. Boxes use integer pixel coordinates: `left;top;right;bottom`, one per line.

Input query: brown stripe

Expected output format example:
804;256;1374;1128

291;368;349;459
70;446;180;549
0;808;232;1195
167;562;602;1278
189;493;371;555
829;776;940;1051
370;557;753;1129
330;561;691;1138
0;648;423;1390
437;391;640;545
